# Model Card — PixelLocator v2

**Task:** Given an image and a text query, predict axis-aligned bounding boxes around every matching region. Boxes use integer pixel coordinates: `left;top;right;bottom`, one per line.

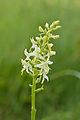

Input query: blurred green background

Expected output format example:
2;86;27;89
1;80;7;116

0;0;80;120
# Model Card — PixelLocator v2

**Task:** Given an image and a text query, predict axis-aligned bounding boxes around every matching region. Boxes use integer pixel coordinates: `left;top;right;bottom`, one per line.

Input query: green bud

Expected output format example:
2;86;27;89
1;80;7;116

42;36;47;41
45;23;49;29
53;26;61;30
52;35;59;39
39;26;44;32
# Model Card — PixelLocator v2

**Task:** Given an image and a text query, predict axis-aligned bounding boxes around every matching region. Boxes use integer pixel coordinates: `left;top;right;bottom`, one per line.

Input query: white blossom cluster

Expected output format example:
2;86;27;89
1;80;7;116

21;20;61;84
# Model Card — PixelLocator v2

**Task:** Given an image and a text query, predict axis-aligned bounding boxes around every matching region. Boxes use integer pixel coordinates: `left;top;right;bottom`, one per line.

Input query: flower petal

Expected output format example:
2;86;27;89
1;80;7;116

43;73;49;81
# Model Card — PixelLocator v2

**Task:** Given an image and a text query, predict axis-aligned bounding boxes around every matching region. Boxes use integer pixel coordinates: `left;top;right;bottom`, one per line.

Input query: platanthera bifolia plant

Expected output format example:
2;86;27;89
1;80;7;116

21;21;61;120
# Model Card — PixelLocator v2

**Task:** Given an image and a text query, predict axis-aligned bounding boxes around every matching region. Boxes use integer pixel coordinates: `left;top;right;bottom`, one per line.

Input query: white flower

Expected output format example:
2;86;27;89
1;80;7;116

24;49;31;61
31;45;44;60
38;54;44;60
43;73;48;81
40;72;49;84
31;45;40;54
46;58;53;65
31;42;40;51
47;51;56;60
31;38;36;44
35;45;40;52
21;59;33;74
31;38;37;49
34;57;53;74
35;61;49;74
50;51;56;56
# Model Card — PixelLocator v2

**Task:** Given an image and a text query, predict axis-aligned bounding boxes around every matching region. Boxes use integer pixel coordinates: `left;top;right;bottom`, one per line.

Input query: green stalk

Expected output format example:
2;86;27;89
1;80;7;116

31;76;36;120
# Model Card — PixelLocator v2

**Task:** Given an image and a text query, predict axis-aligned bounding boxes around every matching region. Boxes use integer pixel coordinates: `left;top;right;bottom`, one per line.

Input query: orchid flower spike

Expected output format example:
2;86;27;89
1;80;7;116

21;20;61;84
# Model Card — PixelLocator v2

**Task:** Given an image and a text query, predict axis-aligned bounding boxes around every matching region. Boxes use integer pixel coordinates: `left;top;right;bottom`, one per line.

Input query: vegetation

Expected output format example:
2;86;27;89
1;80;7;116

0;0;80;120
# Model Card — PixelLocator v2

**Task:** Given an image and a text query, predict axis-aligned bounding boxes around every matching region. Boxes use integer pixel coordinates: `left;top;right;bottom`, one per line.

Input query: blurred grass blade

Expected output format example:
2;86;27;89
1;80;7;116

51;69;80;80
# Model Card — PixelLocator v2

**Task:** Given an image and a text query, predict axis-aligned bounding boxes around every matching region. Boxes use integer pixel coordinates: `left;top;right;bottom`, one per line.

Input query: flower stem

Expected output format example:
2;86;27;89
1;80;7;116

31;76;36;120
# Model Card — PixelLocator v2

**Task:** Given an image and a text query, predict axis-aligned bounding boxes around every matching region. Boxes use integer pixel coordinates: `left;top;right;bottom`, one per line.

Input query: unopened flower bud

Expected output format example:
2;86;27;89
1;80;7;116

21;59;26;65
48;43;53;48
39;26;44;32
50;51;56;55
45;23;49;28
50;20;60;29
36;37;40;41
53;26;61;30
42;36;47;41
52;35;59;39
54;20;60;25
31;38;36;44
50;23;54;28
